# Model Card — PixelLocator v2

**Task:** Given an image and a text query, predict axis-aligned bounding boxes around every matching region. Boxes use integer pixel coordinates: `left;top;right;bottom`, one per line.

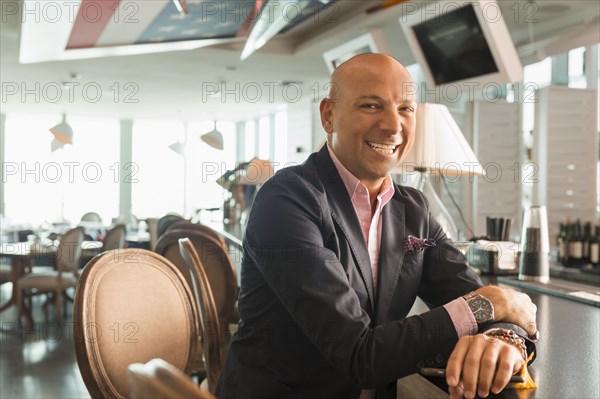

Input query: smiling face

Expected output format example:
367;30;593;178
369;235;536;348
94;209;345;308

320;54;417;193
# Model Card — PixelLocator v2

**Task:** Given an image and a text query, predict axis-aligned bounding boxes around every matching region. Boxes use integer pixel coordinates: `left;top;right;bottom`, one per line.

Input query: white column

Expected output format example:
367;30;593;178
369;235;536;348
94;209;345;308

236;121;245;163
269;113;276;162
253;119;260;159
119;119;133;219
0;113;5;217
585;44;598;90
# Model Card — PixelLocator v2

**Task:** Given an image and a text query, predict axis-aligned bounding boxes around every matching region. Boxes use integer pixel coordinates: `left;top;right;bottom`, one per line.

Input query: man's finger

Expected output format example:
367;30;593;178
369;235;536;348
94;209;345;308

449;380;464;399
491;346;522;394
477;339;501;397
525;320;538;337
447;336;471;387
461;336;485;399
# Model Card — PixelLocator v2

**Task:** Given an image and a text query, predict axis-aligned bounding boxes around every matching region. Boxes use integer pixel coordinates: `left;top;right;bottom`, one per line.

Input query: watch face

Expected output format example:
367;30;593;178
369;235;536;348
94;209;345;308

470;297;493;323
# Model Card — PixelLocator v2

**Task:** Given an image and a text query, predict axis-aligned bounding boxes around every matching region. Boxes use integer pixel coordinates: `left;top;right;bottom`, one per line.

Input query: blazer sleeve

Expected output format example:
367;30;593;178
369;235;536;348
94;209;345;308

411;190;537;362
244;177;464;388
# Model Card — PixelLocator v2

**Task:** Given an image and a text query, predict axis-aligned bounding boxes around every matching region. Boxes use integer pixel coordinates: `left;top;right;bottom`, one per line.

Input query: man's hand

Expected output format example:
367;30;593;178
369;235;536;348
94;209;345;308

446;334;525;399
475;285;537;337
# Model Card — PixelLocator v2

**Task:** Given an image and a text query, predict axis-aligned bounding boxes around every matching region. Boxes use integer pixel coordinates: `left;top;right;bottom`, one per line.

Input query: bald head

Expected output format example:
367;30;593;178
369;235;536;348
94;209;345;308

319;52;417;194
328;53;413;100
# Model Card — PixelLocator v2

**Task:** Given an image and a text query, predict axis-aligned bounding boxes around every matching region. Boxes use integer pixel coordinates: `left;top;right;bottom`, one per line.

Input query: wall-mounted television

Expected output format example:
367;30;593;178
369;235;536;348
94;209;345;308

400;0;523;89
322;30;389;73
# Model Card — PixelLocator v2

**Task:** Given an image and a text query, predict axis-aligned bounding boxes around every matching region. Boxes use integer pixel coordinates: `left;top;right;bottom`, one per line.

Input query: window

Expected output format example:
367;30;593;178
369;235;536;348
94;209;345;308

243;120;256;161
60;116;120;224
258;116;271;160
132;120;185;218
3;114;119;225
186;121;237;214
4;114;65;225
274;111;288;169
522;57;552;139
568;47;586;88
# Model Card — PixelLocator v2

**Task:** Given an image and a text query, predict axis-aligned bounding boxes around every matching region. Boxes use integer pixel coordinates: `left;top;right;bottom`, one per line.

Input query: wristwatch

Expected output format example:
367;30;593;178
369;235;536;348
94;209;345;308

463;291;494;326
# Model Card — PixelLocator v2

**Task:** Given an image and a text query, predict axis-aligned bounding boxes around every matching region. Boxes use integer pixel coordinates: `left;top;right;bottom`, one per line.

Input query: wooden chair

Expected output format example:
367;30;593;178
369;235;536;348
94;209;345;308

146;218;159;251
16;227;85;326
102;224;127;252
0;262;11;298
155;229;238;382
128;358;215;399
166;221;227;247
0;265;10;285
73;248;199;399
179;238;226;394
0;253;11;285
156;214;185;239
155;230;237;326
81;224;128;268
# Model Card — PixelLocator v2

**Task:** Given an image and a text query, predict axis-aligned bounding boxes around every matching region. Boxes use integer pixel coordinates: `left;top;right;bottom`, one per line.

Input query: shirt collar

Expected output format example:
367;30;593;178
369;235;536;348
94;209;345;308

327;143;395;205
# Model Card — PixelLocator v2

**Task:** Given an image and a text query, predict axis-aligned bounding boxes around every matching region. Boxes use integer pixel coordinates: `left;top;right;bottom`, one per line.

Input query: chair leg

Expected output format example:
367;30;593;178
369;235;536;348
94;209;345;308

42;294;50;323
55;290;63;325
18;289;35;329
63;290;69;318
64;288;75;302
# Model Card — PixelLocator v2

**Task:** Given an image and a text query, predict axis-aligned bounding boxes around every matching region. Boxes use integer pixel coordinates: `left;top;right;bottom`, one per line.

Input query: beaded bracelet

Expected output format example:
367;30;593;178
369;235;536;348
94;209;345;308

483;328;527;362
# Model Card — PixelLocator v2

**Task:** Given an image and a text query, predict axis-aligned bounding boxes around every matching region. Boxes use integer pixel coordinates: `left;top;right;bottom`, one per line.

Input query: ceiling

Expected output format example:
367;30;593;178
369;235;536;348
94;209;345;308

1;0;598;122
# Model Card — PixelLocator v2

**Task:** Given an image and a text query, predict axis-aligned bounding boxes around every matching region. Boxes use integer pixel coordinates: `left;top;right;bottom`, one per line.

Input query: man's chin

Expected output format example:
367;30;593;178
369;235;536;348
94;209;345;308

366;168;394;181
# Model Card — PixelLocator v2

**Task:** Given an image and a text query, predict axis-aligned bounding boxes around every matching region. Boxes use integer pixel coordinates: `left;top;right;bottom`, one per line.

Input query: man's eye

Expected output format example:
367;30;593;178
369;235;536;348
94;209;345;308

361;104;380;109
400;106;415;112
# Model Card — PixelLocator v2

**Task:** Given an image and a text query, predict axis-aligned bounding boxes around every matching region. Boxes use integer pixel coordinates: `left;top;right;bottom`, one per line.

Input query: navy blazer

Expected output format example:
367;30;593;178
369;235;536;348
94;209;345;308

216;146;496;398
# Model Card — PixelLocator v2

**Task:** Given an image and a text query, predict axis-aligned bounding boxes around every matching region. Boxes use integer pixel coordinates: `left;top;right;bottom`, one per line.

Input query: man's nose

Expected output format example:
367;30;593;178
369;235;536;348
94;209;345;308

379;108;403;136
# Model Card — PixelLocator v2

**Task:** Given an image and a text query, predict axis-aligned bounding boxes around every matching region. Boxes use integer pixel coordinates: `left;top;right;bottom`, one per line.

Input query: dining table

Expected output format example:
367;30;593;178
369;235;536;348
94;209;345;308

0;240;102;314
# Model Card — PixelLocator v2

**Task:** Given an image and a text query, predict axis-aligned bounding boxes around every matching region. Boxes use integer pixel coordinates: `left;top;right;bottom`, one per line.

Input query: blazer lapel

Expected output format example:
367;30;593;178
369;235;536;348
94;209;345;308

374;196;406;324
316;148;375;314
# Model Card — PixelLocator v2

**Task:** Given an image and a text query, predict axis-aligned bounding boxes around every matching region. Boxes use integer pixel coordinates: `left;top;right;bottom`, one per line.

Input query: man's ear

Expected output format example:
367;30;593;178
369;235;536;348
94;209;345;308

320;98;334;134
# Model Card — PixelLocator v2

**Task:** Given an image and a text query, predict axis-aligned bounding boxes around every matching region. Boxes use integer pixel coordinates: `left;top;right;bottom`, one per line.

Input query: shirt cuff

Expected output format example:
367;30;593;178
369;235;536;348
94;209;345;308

444;297;478;338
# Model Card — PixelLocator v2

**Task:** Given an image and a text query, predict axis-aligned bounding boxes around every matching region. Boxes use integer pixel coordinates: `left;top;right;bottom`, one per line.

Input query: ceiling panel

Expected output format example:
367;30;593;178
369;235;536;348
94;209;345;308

1;0;598;120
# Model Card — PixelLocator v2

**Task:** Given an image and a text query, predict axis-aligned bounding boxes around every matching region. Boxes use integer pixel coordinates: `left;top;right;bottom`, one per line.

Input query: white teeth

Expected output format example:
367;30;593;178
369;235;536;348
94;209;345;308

366;141;397;154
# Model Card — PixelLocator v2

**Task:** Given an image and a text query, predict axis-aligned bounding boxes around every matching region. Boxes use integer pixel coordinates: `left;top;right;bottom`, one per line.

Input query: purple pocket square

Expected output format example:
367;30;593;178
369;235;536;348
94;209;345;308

403;235;436;254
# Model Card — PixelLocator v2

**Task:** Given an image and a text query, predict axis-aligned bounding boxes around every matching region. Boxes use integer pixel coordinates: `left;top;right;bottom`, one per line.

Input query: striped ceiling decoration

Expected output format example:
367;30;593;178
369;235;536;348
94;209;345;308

65;0;339;50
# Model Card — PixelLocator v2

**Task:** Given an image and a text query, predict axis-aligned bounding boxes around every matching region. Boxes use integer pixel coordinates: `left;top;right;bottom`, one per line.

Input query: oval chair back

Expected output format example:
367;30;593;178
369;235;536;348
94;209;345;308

166;221;227;247
102;224;127;252
157;214;185;238
155;229;237;325
57;227;85;274
73;249;199;399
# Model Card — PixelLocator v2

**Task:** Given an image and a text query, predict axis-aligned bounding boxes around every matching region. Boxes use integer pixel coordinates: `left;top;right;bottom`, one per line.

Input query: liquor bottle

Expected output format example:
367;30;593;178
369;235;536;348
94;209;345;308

590;224;600;267
557;222;567;266
582;222;592;264
568;219;585;268
563;220;574;267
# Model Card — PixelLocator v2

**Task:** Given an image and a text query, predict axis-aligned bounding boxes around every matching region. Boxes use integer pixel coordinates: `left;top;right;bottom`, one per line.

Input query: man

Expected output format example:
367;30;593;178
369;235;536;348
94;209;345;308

216;54;537;399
